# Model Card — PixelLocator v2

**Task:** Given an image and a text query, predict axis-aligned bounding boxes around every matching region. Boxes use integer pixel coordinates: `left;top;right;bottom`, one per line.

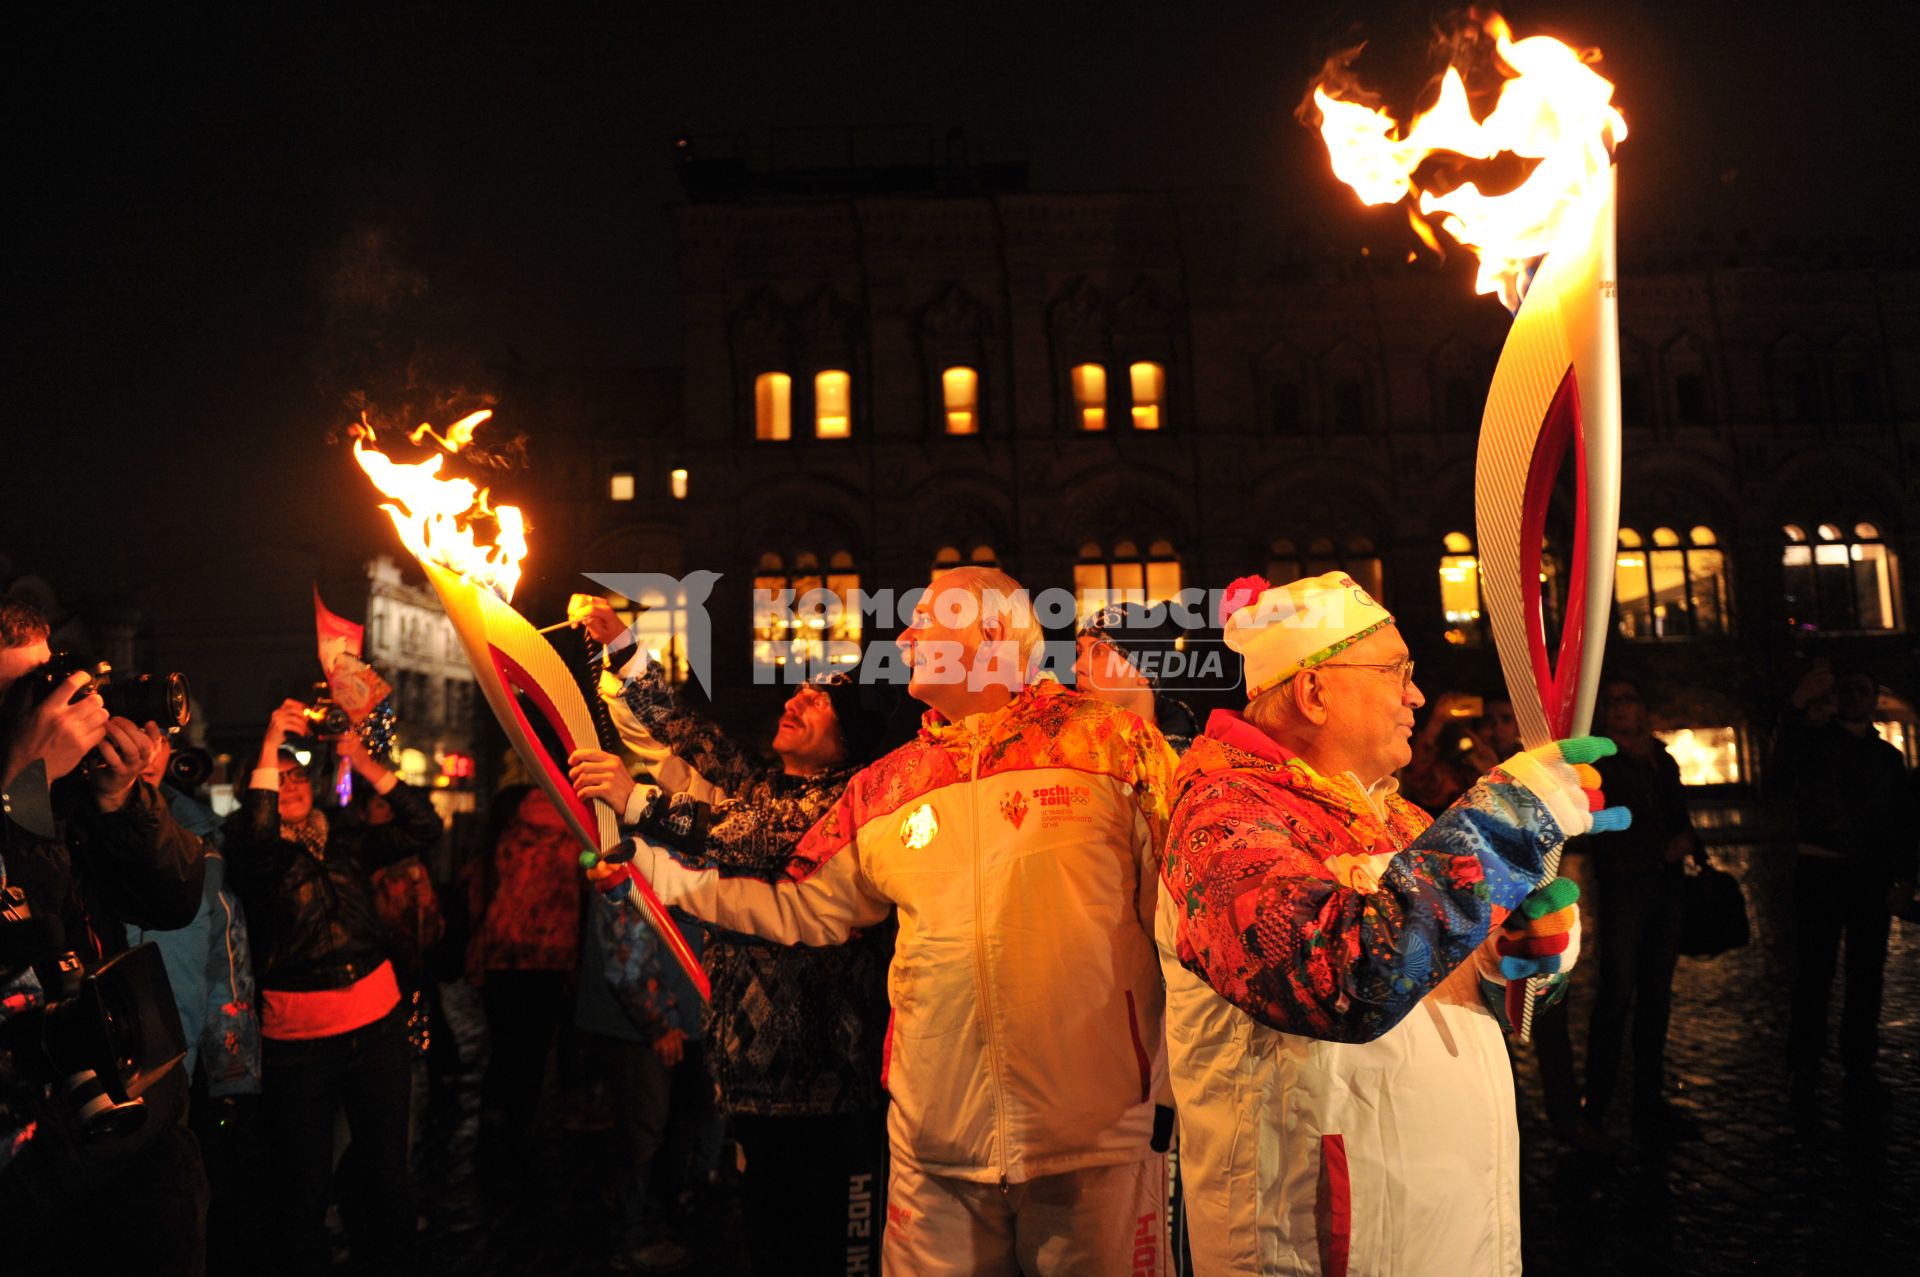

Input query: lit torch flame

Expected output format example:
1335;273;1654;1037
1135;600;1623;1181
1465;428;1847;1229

1308;13;1626;309
350;412;528;603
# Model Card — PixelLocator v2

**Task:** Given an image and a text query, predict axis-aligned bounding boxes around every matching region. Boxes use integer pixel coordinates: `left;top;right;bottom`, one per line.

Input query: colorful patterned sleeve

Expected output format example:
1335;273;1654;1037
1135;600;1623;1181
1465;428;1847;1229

615;662;769;794
1165;771;1557;1044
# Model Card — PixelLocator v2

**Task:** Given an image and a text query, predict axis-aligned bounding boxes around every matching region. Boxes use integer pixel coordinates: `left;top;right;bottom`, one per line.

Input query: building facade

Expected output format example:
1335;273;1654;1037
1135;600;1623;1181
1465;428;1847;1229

513;159;1919;789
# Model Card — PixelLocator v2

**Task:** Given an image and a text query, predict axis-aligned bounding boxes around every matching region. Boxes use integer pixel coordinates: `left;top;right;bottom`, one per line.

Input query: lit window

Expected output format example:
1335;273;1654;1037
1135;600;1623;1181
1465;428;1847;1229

928;544;999;582
815;370;852;438
1783;520;1902;632
670;468;689;500
1655;727;1745;786
1616;524;1730;639
609;471;635;501
1075;539;1181;620
600;587;697;685
942;366;979;435
755;372;792;441
1439;531;1485;646
1129;362;1165;431
1874;720;1920;768
1071;364;1107;431
754;550;864;678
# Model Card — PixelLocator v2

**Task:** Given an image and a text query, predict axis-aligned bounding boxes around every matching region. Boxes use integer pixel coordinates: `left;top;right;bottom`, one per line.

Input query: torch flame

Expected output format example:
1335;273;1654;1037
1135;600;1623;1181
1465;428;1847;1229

351;414;528;603
408;408;493;453
1309;13;1626;309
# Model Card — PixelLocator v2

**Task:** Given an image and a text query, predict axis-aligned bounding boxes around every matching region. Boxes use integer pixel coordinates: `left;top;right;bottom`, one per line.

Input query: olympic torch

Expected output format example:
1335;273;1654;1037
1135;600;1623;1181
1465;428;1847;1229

348;413;709;1001
1309;13;1626;1040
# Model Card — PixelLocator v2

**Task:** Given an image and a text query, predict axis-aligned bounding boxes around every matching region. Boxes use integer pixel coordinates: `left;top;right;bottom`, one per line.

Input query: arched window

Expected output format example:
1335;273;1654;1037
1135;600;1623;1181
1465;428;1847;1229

1666;334;1715;427
1782;521;1902;632
1830;335;1881;425
814;370;852;438
754;372;792;441
942;366;979;435
1129;361;1165;431
1615;525;1729;639
1439;531;1485;646
754;548;864;678
1266;531;1383;597
1074;539;1181;620
929;543;1000;581
1071;363;1108;432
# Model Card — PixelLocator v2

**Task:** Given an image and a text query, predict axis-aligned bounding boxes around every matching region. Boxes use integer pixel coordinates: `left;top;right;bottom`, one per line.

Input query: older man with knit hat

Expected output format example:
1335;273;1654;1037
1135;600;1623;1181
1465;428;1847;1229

1156;572;1628;1276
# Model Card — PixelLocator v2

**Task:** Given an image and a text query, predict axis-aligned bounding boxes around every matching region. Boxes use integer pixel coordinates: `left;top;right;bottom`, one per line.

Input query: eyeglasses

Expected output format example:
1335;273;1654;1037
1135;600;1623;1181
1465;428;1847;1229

1316;657;1417;689
808;671;854;688
279;767;311;784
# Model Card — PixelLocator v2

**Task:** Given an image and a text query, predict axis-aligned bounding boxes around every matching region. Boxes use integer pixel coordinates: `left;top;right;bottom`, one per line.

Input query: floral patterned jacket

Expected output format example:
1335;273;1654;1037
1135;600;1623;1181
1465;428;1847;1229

614;663;891;1116
1162;709;1557;1044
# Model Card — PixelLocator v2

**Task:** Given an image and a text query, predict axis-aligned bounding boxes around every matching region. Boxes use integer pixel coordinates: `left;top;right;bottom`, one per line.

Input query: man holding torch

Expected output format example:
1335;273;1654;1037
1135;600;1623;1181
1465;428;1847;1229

1157;573;1628;1276
590;567;1178;1277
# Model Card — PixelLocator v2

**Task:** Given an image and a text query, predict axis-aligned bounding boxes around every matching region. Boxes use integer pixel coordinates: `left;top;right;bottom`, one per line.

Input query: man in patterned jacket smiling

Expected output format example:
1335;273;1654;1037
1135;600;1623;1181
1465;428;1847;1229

1157;573;1629;1277
597;567;1179;1277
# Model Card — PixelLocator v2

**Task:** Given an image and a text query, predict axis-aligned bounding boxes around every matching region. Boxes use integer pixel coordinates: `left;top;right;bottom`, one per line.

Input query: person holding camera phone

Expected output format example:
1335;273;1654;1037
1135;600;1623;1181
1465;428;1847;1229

0;599;211;1276
222;696;441;1277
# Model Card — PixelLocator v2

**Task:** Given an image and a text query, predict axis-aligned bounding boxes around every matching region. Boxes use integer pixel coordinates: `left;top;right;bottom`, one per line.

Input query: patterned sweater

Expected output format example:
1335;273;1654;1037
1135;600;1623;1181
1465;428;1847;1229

1161;710;1556;1044
616;664;891;1116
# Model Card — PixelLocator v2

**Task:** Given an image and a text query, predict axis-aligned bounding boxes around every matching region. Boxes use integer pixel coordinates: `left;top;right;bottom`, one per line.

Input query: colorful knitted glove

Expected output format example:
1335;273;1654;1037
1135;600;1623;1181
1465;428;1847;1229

1501;736;1633;840
1487;877;1583;1027
1498;876;1581;981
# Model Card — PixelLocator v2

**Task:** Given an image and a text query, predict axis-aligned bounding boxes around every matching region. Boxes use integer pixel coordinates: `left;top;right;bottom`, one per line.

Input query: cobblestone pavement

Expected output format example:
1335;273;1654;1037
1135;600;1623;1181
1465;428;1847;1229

1511;841;1920;1276
407;840;1918;1276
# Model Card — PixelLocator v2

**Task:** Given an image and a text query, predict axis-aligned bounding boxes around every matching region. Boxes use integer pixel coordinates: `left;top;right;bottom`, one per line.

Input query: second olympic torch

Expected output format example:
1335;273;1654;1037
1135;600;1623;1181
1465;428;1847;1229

349;413;709;1001
1310;13;1626;1039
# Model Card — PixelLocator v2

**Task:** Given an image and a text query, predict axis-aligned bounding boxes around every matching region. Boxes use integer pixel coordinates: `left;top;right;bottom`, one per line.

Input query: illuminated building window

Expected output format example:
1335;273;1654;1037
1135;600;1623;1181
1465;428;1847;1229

1654;727;1745;786
670;468;689;500
815;370;852;438
1129;362;1165;431
942;366;980;435
1615;525;1729;639
755;372;792;441
1075;539;1181;621
1439;531;1485;646
1071;363;1108;431
1782;521;1902;633
609;470;636;502
929;543;1000;582
598;585;697;685
1269;535;1383;600
754;550;863;678
1874;720;1920;768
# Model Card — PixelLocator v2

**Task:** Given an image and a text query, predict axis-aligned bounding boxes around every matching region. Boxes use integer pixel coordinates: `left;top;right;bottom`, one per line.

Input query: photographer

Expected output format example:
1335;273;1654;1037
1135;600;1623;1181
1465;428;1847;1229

222;697;441;1277
0;599;210;1275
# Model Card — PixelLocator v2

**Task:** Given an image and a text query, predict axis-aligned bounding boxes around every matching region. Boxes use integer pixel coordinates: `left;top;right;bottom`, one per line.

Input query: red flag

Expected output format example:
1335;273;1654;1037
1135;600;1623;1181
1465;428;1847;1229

314;585;392;724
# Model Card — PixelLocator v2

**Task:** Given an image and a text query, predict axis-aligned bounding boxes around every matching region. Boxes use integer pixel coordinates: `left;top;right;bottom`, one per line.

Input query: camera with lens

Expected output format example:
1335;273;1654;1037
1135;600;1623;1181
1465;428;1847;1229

302;681;351;737
0;886;187;1147
1;652;191;736
165;745;215;792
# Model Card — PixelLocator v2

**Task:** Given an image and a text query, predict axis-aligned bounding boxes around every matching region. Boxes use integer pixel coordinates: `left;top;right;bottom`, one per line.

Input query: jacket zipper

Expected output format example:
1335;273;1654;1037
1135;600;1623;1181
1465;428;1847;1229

966;721;1014;1189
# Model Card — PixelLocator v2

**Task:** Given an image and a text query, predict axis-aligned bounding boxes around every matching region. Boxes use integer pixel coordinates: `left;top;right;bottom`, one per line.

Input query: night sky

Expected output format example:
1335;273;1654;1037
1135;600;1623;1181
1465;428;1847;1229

4;0;1912;635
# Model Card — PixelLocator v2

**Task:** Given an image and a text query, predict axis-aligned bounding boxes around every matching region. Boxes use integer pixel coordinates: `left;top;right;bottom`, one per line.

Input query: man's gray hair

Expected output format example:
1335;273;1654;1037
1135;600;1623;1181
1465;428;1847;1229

1244;678;1296;735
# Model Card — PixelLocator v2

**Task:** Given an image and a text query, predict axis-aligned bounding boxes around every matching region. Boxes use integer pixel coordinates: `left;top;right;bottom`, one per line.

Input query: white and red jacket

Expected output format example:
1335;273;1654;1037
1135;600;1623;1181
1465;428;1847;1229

623;682;1178;1184
1158;712;1581;1276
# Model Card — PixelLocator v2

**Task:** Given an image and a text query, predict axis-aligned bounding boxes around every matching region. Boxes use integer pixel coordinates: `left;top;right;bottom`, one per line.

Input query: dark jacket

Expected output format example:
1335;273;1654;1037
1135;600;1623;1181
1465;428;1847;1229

1772;709;1917;883
618;665;892;1117
3;775;206;962
1582;740;1693;878
0;774;205;1194
223;781;442;993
